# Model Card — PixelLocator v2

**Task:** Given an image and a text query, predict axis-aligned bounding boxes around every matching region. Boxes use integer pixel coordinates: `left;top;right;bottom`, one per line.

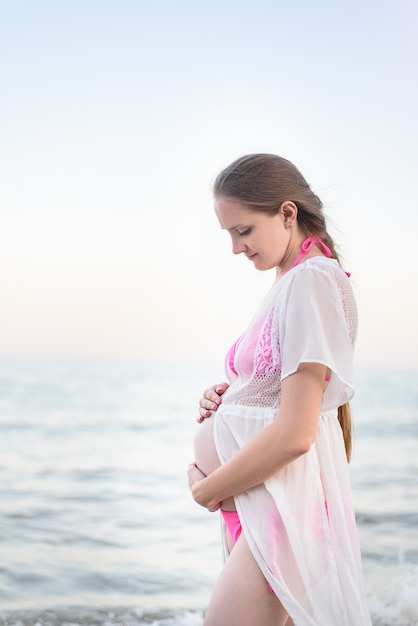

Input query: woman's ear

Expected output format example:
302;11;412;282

280;201;298;229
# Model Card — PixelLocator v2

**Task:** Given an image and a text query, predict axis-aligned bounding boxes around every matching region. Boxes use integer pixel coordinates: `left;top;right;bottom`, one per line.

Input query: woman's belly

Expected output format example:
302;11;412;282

193;413;221;477
193;414;236;512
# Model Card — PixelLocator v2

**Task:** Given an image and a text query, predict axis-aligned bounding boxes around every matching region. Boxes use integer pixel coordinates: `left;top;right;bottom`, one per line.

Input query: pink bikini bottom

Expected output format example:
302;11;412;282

221;504;329;595
221;504;329;545
221;509;243;544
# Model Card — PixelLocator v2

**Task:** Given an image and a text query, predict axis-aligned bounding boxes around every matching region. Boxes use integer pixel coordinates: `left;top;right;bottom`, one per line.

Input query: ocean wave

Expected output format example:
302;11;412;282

0;607;204;626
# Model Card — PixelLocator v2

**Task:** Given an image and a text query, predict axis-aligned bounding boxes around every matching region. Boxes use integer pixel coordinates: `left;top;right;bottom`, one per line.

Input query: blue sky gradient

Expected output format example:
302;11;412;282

1;0;417;368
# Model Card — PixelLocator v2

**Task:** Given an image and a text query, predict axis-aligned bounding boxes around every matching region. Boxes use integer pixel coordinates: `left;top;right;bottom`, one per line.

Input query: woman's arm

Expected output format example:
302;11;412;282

189;362;327;511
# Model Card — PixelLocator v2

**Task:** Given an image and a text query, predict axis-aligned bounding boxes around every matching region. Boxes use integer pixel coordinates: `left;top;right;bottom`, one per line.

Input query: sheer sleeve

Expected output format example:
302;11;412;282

278;266;357;410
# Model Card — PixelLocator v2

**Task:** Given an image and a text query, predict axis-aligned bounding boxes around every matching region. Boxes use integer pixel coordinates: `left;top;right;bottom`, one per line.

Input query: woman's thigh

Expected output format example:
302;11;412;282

203;533;289;626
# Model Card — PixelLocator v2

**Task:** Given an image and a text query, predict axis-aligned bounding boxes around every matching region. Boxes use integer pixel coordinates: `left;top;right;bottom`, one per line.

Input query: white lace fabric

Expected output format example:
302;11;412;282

215;257;371;625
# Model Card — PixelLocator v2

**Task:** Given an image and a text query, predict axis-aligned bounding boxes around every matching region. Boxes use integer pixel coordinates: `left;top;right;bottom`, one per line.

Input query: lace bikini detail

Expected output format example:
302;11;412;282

256;317;276;374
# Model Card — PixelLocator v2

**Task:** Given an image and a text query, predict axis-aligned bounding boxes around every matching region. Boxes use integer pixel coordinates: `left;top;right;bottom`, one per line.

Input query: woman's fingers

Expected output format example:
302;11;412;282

197;382;230;423
187;462;206;488
196;398;218;423
197;407;212;423
187;463;220;511
202;383;229;408
201;397;220;411
215;383;229;396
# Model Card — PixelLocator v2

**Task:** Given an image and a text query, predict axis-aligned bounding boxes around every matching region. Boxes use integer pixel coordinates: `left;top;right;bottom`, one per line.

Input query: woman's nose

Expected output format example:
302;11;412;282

232;239;247;255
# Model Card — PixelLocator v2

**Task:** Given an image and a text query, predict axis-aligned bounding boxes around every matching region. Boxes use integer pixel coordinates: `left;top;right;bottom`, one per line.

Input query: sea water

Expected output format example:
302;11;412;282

0;359;417;625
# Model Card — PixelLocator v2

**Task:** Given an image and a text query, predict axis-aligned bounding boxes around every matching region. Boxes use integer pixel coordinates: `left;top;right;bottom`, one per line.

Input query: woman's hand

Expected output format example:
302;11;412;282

197;382;230;423
187;463;221;512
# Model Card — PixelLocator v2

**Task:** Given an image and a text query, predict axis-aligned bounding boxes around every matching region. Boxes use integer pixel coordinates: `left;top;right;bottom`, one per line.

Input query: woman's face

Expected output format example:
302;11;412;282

214;196;294;272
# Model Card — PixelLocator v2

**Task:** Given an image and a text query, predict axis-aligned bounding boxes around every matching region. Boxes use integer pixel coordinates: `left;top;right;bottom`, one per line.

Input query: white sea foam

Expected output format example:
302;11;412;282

149;611;204;625
368;566;418;626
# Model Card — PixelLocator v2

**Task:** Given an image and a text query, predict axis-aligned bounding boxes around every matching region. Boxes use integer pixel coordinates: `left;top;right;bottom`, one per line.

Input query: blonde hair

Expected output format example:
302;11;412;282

214;153;352;461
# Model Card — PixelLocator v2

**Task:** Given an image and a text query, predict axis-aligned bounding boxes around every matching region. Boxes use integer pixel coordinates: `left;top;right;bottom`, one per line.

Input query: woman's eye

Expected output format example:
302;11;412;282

238;228;251;237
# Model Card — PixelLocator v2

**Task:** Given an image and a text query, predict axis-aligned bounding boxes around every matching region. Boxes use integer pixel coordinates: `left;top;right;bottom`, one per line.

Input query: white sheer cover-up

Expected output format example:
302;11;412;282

213;257;371;625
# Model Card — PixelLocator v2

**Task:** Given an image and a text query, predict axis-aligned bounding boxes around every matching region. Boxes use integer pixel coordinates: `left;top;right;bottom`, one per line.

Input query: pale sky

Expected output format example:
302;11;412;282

1;0;417;369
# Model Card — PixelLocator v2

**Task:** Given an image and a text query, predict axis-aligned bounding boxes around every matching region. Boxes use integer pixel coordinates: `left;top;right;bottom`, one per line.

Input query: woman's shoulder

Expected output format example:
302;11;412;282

285;257;351;290
277;256;356;311
295;256;346;276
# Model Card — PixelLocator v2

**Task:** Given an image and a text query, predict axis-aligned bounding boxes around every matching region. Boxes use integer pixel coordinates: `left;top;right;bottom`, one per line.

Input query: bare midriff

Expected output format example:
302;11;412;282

194;415;236;511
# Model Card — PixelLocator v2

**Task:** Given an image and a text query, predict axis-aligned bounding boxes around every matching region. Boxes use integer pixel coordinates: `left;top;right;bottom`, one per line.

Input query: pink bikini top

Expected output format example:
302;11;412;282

227;334;243;377
288;235;351;277
288;235;332;270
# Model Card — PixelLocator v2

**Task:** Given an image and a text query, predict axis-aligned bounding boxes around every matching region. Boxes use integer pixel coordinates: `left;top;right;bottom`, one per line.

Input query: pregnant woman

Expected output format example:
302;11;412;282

188;154;371;626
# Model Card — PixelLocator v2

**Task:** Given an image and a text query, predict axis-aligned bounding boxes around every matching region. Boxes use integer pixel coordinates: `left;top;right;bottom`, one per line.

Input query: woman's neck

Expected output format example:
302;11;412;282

276;234;332;279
